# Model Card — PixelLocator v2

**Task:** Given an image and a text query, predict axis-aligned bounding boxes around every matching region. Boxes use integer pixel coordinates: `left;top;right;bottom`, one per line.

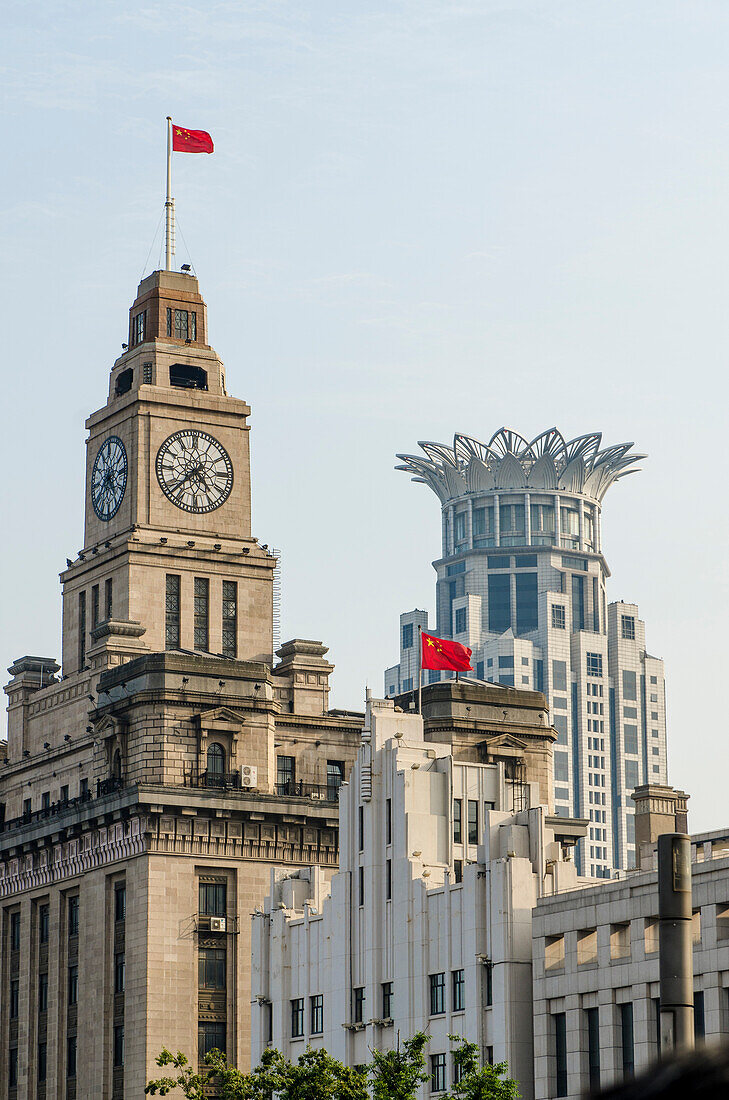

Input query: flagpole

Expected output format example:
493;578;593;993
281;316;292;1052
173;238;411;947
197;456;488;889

417;626;423;716
165;116;174;271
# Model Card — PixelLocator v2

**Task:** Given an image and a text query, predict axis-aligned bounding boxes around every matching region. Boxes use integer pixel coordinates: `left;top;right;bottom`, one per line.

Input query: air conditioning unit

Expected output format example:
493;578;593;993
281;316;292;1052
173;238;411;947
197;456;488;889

210;917;227;933
241;765;258;789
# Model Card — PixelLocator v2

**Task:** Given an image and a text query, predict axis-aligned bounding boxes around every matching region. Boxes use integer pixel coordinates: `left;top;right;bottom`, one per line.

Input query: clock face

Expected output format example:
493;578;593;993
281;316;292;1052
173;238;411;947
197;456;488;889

156;429;234;513
91;436;128;521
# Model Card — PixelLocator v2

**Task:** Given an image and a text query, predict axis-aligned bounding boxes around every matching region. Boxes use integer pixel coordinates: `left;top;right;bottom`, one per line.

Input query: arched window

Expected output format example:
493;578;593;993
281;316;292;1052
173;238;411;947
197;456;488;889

112;750;122;779
207;743;225;775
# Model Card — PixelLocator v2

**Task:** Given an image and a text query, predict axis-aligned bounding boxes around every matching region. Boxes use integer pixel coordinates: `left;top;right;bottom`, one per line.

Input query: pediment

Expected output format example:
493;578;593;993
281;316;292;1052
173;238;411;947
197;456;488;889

480;732;528;754
194;706;248;730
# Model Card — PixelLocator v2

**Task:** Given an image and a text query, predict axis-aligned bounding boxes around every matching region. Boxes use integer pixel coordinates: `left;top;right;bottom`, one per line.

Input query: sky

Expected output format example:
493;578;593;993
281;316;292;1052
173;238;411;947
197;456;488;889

2;0;728;833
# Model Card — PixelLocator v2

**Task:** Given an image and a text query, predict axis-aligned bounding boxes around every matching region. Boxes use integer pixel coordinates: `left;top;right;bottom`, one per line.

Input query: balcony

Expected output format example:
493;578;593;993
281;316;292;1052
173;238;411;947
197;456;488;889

275;781;339;803
199;771;242;791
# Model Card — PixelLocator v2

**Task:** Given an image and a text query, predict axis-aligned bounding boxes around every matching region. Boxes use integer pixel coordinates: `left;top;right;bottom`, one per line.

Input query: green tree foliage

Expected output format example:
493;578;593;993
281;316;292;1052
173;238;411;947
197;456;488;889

369;1032;430;1100
445;1037;520;1100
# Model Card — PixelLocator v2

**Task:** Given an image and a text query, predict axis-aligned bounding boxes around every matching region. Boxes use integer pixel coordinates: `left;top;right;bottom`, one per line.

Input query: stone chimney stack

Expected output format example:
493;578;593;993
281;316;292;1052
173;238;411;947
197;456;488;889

633;783;690;870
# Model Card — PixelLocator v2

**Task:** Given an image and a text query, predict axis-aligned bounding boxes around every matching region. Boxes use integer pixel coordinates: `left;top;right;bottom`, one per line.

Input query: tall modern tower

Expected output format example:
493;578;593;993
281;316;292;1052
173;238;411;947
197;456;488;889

384;427;668;876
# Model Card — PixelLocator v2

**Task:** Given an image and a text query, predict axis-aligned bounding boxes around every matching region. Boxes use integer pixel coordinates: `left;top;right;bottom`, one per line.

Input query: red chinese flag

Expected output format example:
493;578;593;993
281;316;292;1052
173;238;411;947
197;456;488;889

421;631;473;673
172;124;214;154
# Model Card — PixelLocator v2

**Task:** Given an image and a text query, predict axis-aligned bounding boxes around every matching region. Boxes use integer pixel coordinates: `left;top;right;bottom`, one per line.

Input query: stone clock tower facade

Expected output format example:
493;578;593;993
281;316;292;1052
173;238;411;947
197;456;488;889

0;270;363;1099
62;269;273;675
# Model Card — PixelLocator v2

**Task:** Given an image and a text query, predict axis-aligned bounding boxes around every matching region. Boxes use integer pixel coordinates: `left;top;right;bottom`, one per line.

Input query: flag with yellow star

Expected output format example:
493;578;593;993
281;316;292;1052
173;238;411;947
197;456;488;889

172;124;214;154
421;630;473;672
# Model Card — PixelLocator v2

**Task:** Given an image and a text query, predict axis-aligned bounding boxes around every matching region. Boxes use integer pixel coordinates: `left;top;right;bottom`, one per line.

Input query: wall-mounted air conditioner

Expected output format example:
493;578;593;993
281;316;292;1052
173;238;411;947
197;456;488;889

210;916;227;933
241;765;258;789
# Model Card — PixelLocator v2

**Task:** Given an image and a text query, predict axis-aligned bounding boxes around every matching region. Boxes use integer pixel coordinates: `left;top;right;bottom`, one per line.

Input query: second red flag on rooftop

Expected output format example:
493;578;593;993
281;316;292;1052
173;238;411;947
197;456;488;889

172;124;214;153
421;631;473;673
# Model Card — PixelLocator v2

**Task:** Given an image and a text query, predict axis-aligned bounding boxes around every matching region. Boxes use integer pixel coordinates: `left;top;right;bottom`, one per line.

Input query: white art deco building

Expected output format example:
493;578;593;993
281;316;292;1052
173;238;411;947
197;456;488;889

384;428;668;877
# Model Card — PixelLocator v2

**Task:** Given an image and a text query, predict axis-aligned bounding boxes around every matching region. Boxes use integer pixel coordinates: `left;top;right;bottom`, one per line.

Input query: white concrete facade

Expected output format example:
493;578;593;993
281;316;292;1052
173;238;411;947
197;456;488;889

252;695;589;1099
532;830;729;1099
385;429;668;877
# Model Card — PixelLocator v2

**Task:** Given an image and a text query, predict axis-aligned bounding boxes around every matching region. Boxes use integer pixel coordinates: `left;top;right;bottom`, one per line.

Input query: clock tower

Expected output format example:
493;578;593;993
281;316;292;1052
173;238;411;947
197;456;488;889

60;269;274;675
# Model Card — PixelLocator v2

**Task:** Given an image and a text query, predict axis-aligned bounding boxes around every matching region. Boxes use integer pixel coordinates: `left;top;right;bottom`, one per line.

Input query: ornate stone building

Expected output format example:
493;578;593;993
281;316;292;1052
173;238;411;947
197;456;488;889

0;270;363;1098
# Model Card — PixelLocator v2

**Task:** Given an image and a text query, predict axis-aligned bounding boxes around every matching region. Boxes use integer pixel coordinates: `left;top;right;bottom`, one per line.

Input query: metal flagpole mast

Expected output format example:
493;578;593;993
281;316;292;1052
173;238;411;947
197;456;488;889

417;626;423;715
165;116;174;270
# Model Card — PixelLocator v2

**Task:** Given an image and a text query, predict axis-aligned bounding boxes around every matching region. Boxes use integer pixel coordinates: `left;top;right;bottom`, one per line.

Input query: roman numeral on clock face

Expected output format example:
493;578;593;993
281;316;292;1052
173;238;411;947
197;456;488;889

155;429;233;514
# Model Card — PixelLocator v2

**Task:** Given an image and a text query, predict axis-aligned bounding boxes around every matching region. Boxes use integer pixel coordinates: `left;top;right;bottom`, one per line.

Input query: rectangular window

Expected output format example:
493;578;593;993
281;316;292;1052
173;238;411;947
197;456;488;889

498;654;514;668
500;502;525;541
23;798;31;818
310;994;324;1034
115;882;126;922
554;1012;567;1096
454;607;467;634
621;615;636;640
552;659;567;692
198;1021;226;1059
38;971;48;1013
624;725;639;755
165;574;181;649
515;571;538;634
454;511;467;543
358;865;364;906
586;652;603;677
382;981;393;1019
291;998;304;1037
386;859;392;901
452;968;465;1012
454;859;463;883
277;755;295;789
473;506;494;537
174;308;189;340
41;791;50;810
113;1024;125;1067
222;580;237;657
695;991;705;1041
193;577;209;651
467;800;478;844
68;964;78;1005
78;589;86;668
429;972;446;1015
37;1041;47;1083
91;583;100;628
358;805;364;851
198;946;226;990
199;882;226;917
623;670;637;701
431;1052;447;1093
9;1047;17;1088
386;798;392;846
625;760;639;790
586;1007;600;1090
620;1003;634;1077
39;903;49;943
10;979;18;1018
552;604;566;629
68;895;79;937
132;309;146;346
67;1035;77;1079
327;760;344;800
353;986;365;1023
453;799;462;844
488;573;511;633
114;951;126;994
80;777;89;797
572;574;585;631
61;784;69;801
402;623;414;649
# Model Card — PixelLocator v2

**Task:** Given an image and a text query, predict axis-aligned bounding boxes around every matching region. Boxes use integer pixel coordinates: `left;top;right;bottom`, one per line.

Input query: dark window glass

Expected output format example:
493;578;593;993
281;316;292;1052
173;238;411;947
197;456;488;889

198;1021;226;1059
38;971;48;1013
68;964;78;1005
39;903;49;943
454;859;463;883
695;991;705;1041
207;742;225;775
402;623;414;649
358;865;364;906
10;911;20;950
468;800;478;845
552;660;567;692
9;1047;17;1088
453;799;462;844
593;576;600;631
115;883;126;922
353;986;365;1023
310;994;323;1034
132;310;145;346
277;755;295;789
429;972;445;1015
41;791;50;810
61;784;69;801
498;654;513;668
91;584;100;628
78;590;86;668
358;805;364;851
80;777;89;798
38;1041;47;1082
105;577;113;619
113;1024;125;1067
552;604;566;629
382;981;393;1019
222;579;237;657
485;961;493;1005
454;607;466;634
114;951;126;994
386;859;392;900
174;309;189;340
385;798;392;845
199;882;226;917
452;969;465;1012
431;1052;447;1092
165;574;181;649
193;577;209;651
198;947;226;990
586;652;603;677
68;895;79;938
488;573;511;633
572;574;585;632
622;670;637;701
515;572;538;634
327;760;344;800
554;1012;567;1096
10;979;18;1018
586;1007;600;1090
620;1003;634;1077
488;555;510;569
67;1035;77;1079
621;615;636;640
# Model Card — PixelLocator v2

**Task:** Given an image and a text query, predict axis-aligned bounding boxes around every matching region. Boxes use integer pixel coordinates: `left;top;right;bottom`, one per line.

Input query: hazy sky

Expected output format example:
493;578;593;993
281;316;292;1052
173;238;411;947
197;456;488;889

2;1;728;832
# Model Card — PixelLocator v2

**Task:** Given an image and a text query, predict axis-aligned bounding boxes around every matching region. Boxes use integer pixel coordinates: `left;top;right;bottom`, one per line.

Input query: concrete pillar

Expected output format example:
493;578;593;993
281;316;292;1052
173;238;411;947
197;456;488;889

658;834;694;1052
